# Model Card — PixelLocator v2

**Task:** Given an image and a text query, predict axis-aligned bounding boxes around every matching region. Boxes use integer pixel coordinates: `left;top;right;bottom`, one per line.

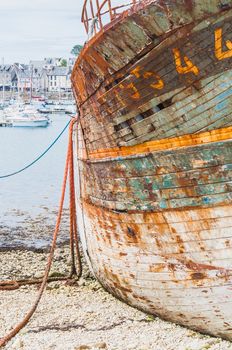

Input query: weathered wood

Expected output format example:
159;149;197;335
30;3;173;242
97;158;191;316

81;201;232;338
72;0;232;341
73;0;232;105
81;70;232;150
97;14;232;123
78;16;232;151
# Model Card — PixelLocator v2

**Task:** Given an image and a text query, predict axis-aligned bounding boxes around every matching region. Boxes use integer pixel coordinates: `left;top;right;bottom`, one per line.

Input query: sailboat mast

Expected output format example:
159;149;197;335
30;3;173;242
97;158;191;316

30;64;33;103
2;57;5;102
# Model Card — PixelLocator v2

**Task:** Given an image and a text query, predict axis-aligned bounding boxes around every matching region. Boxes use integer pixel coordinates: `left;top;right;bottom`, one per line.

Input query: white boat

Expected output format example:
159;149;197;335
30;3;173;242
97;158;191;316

38;107;51;114
9;116;49;127
48;105;67;113
65;105;76;115
4;103;49;127
0;110;10;127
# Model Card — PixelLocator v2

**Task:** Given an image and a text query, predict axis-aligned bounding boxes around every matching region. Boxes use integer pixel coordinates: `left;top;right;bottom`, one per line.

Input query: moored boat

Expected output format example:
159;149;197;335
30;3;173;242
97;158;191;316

9;116;49;127
4;104;49;127
72;0;232;340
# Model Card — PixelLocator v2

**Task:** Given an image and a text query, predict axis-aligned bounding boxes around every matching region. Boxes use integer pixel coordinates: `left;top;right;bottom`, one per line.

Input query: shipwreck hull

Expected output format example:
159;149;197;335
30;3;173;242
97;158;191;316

72;0;232;339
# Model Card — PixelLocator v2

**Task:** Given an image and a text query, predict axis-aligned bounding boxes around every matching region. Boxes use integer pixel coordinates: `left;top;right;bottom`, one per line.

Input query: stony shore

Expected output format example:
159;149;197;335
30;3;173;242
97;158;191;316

1;245;232;350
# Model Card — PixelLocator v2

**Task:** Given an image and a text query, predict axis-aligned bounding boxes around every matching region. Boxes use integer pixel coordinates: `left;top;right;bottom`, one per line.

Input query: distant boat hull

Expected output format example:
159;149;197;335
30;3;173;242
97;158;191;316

72;0;232;340
11;119;49;127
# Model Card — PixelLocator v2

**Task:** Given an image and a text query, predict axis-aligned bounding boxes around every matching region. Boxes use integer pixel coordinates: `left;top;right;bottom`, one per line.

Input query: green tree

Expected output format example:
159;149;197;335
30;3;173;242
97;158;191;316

60;59;67;67
71;44;83;56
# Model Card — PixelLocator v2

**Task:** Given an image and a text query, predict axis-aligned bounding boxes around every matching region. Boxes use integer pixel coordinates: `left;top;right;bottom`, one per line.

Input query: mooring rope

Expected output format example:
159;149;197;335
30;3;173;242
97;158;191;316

0;119;71;179
0;117;82;348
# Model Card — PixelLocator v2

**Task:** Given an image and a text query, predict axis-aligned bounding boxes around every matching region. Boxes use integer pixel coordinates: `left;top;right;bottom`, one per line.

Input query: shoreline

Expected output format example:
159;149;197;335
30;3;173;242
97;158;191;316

0;208;70;251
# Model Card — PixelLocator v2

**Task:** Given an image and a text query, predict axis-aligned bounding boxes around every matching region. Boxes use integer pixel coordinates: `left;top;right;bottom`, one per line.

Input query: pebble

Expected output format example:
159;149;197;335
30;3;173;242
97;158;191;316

1;244;232;350
94;343;107;349
11;338;24;349
75;344;107;350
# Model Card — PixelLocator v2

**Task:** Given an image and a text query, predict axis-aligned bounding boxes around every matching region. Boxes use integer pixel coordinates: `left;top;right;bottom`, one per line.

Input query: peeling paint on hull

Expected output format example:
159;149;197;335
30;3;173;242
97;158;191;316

72;0;232;340
82;201;232;339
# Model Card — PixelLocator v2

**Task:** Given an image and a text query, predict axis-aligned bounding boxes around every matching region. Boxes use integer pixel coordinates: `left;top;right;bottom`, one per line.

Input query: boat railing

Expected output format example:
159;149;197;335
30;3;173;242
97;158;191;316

82;0;139;37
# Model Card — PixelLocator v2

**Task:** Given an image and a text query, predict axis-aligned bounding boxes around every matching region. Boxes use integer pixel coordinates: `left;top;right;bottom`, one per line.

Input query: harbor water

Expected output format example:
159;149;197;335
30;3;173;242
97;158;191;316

0;114;71;249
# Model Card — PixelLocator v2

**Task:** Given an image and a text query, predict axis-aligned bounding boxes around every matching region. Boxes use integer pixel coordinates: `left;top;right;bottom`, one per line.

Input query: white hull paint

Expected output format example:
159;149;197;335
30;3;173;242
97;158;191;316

11;119;49;127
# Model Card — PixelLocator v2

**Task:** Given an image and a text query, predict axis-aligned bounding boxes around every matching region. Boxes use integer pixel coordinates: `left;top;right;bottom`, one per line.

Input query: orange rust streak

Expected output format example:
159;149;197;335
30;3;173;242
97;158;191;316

85;126;232;160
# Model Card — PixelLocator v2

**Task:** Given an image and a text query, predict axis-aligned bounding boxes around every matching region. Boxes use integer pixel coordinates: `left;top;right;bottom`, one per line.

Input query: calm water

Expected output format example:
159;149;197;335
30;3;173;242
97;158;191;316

0;114;71;249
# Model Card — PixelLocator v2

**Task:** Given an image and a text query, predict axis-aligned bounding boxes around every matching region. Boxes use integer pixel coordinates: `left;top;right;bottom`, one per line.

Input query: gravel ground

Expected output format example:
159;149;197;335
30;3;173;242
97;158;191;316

0;246;232;350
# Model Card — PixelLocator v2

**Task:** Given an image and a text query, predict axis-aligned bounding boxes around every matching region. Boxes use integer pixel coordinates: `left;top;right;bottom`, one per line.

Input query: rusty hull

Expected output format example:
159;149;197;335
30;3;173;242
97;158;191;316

72;0;232;340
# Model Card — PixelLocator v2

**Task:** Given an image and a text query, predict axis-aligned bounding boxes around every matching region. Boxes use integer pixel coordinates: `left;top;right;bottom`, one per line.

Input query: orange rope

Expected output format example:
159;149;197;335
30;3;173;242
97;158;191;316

0;117;81;348
0;277;67;291
69;123;82;278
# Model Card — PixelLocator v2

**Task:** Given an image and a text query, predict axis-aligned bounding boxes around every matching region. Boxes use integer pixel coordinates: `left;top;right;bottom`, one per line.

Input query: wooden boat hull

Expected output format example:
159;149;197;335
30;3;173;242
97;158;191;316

72;0;232;340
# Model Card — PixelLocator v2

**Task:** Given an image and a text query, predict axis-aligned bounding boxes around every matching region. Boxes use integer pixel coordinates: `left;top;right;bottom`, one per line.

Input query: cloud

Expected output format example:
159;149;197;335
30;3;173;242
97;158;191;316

0;0;86;62
1;0;83;11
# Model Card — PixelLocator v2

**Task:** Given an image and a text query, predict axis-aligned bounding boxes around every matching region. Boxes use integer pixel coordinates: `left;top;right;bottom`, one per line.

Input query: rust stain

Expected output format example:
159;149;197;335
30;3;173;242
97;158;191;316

73;0;232;342
190;272;206;280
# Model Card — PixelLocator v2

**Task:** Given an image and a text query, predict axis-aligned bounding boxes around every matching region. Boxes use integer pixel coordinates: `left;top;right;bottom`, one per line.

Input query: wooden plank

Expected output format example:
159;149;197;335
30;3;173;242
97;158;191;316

72;0;232;105
73;1;232;342
79;17;232;149
97;13;232;110
80;200;232;339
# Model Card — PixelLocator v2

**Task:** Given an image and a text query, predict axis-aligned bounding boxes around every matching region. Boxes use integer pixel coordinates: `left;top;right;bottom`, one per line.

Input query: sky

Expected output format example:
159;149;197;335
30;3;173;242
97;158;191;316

0;0;87;63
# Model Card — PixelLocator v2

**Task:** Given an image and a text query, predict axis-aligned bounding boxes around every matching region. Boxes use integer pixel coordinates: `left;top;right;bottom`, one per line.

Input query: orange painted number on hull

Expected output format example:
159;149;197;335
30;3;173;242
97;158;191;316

120;82;140;100
173;48;199;76
130;66;164;96
131;66;141;78
215;28;232;60
143;71;164;90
